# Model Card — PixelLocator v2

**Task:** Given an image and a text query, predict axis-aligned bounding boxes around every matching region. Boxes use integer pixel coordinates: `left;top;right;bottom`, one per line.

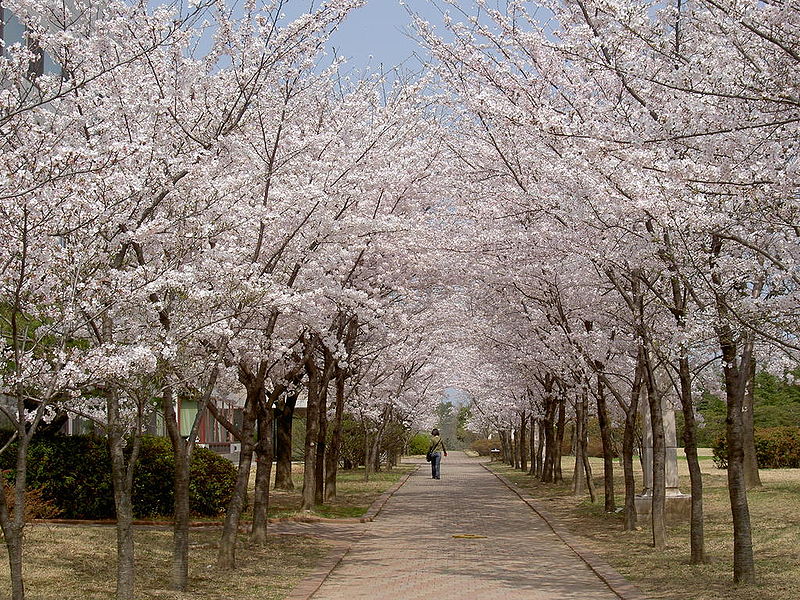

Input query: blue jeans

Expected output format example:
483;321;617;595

431;452;442;479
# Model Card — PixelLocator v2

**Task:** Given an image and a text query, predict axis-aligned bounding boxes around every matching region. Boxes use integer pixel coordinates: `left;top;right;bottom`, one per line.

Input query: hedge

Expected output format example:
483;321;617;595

1;434;237;519
712;426;800;469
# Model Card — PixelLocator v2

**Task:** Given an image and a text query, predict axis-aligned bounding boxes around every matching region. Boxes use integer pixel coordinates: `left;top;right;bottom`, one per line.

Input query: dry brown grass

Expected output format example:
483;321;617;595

257;464;414;519
0;525;326;599
492;456;800;600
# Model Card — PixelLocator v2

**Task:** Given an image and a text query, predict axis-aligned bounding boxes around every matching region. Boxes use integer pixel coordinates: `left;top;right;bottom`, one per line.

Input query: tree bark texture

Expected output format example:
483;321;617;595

519;411;527;473
325;367;347;502
644;351;667;551
217;388;259;569
251;399;275;545
596;378;615;512
274;393;298;490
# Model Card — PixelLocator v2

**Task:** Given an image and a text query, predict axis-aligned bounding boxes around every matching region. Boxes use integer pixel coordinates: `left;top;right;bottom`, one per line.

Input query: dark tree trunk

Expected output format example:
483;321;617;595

554;397;566;483
325;368;347;502
251;397;275;545
302;356;322;510
519;412;527;473
161;387;190;592
108;428;139;600
742;355;761;489
596;378;615;512
712;235;756;584
535;418;545;478
622;357;644;532
0;434;30;600
528;414;536;476
644;350;667;551
217;388;259;569
573;397;586;496
678;356;707;564
720;328;757;583
274;393;298;490
314;350;333;505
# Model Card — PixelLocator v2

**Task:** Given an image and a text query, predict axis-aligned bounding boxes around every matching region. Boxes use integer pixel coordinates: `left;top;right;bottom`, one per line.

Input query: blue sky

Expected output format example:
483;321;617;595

281;0;476;74
326;1;447;72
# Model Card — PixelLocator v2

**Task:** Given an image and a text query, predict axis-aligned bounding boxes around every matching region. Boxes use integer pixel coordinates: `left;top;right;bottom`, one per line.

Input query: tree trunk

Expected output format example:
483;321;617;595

314;352;332;505
528;414;536;476
573;397;586;496
274;393;298;490
301;357;322;510
742;355;761;489
535;418;545;478
0;434;30;600
251;400;275;545
645;351;667;551
678;355;706;564
325;368;347;502
519;412;527;473
596;378;615;512
217;388;259;569
554;397;565;483
161;387;190;592
622;359;643;532
108;431;138;600
720;329;757;583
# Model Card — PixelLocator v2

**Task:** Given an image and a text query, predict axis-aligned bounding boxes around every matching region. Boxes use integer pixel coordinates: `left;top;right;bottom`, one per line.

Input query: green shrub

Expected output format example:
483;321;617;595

1;434;236;519
407;433;429;455
712;426;800;469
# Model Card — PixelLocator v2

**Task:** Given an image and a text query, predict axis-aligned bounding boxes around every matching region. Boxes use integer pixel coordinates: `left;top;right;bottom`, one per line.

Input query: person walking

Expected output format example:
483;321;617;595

428;428;447;479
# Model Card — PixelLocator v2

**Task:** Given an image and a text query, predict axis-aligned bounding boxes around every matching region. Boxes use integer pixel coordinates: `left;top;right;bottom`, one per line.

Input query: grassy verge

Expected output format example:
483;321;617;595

0;526;326;599
489;457;800;600
264;464;414;519
0;463;413;597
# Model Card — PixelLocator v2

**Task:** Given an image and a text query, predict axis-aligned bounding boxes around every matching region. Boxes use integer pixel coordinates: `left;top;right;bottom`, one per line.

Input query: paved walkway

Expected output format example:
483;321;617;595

309;452;623;600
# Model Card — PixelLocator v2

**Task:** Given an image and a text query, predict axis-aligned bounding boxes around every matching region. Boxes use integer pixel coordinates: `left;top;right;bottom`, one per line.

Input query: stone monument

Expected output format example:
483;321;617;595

635;397;691;523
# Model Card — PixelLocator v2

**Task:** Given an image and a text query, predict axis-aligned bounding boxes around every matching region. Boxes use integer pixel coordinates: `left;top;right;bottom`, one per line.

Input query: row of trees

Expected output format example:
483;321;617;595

2;0;797;597
415;0;798;588
0;2;448;599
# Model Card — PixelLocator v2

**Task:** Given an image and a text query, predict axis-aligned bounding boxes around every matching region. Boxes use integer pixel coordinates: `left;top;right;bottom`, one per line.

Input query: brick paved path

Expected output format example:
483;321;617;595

310;452;622;600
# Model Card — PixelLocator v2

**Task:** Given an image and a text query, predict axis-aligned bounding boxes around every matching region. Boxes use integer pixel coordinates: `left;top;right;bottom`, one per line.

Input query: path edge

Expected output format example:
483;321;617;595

285;464;419;600
482;463;647;600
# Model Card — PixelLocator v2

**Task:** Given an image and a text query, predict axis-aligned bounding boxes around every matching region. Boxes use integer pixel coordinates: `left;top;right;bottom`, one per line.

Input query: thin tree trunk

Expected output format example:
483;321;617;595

721;329;757;583
742;355;761;489
644;351;667;551
0;434;29;600
217;389;258;569
519;411;527;473
301;356;322;510
108;428;139;600
554;397;565;483
536;418;545;478
161;386;190;592
596;377;615;512
678;356;707;564
325;368;347;501
251;400;275;545
528;414;536;476
573;397;586;496
622;358;643;532
274;393;298;490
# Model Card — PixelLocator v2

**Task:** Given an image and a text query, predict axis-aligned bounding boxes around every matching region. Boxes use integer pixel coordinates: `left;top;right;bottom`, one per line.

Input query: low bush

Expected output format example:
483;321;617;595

469;438;500;456
1;434;236;519
407;433;430;455
712;426;800;469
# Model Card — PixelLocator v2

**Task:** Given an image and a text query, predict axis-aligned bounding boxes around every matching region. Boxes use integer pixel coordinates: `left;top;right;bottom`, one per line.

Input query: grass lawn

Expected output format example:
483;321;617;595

490;456;800;600
0;462;412;598
261;464;414;520
0;526;326;599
